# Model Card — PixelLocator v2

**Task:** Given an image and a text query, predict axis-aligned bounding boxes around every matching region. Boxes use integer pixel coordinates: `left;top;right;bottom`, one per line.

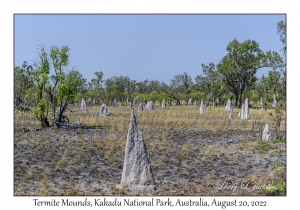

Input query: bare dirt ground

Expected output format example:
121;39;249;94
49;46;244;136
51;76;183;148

14;104;286;196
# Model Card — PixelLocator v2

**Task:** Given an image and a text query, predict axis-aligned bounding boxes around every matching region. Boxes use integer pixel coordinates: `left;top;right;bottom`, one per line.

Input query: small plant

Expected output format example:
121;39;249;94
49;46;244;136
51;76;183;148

255;140;270;154
55;157;66;170
119;185;126;195
272;162;284;169
26;191;33;196
27;170;33;179
38;179;48;196
40;172;45;179
264;179;286;195
246;174;257;185
21;164;26;170
184;169;190;177
181;144;190;157
109;185;117;195
157;172;163;180
271;136;286;143
66;188;79;196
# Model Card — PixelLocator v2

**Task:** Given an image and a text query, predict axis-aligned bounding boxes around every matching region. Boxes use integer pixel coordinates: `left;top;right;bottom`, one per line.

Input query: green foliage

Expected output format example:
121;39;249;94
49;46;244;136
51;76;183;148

188;90;206;101
14;61;35;107
221;92;235;103
199;62;222;100
90;71;104;99
56;70;84;102
255;140;270;154
272;162;284;169
34;48;50;91
50;46;70;70
217;38;283;107
247;90;259;103
264;179;286;195
277;20;286;54
270;136;286;143
148;91;162;102
33;98;49;116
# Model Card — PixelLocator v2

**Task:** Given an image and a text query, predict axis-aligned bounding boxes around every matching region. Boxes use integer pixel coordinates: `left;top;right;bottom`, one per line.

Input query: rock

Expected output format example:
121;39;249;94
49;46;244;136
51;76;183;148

188;98;192;105
149;101;154;110
229;107;234;120
173;100;177;106
262;123;271;141
199;99;205;114
225;99;231;111
80;98;87;111
129;102;133;109
270;156;278;162
144;101;150;110
77;119;83;126
100;103;110;116
138;102;143;112
111;99;118;106
121;109;154;186
194;100;197;106
244;98;249;119
162;98;166;108
240;98;249;120
240;103;244;119
238;111;241;118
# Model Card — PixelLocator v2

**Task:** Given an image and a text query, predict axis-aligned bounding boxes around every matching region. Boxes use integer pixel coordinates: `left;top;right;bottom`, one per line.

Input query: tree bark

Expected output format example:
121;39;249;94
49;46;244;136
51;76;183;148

49;94;56;125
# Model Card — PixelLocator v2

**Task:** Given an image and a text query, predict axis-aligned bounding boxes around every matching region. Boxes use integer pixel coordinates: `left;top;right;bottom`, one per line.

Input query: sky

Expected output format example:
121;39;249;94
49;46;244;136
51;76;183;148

14;14;285;84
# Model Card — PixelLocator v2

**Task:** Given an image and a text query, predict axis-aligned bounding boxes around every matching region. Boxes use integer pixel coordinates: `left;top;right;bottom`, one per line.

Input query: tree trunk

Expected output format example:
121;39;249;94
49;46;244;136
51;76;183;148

39;114;49;127
57;103;68;123
238;91;243;108
234;93;239;108
50;94;56;126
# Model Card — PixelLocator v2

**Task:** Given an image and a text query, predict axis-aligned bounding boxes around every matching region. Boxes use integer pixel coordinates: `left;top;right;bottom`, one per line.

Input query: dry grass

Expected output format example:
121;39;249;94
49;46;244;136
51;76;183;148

15;102;285;133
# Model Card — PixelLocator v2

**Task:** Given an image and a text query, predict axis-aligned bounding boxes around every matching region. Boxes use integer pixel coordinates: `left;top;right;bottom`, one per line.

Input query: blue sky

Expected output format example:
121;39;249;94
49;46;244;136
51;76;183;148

14;14;285;84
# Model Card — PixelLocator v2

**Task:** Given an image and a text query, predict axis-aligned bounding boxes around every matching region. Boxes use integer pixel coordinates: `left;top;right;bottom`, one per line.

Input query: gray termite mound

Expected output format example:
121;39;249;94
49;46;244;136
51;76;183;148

121;109;154;187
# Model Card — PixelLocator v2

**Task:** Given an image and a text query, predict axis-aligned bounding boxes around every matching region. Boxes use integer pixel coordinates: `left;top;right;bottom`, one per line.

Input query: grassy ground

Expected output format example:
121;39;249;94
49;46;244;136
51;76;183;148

14;103;286;196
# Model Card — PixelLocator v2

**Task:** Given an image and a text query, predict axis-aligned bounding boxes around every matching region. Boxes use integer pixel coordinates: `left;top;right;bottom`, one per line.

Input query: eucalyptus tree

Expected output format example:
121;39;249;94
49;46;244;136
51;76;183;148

40;45;71;125
277;20;286;55
32;47;50;126
32;45;83;126
163;72;192;104
14;61;35;108
91;71;104;103
56;70;85;123
217;38;284;107
197;63;223;105
272;20;286;138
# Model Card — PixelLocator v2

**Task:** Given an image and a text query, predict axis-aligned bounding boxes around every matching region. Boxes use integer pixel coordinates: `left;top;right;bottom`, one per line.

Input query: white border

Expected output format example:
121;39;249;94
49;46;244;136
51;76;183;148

2;0;298;209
